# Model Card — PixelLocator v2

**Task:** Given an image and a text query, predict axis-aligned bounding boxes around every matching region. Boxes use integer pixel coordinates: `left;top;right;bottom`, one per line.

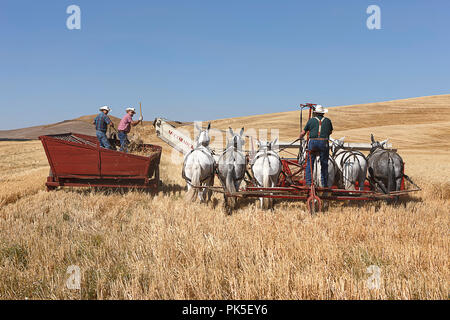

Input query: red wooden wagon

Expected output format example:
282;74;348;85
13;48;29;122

39;133;161;191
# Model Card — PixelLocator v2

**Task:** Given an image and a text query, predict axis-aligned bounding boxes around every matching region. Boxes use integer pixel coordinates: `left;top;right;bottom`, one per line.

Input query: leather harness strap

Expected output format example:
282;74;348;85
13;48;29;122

219;147;247;182
182;147;215;184
250;150;282;187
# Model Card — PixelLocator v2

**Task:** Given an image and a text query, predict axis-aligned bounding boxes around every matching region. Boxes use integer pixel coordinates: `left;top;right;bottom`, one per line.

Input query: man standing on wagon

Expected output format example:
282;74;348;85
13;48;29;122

299;105;333;187
93;105;115;149
117;107;143;152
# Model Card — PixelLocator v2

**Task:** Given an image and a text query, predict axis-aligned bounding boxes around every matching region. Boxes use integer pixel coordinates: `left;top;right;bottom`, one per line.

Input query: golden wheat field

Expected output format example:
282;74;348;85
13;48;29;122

0;95;449;299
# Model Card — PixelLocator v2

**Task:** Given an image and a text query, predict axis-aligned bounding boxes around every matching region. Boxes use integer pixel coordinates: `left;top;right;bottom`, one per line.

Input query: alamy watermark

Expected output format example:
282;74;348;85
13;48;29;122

66;265;81;290
64;5;380;31
366;265;381;290
366;5;381;30
169;121;280;165
66;5;81;30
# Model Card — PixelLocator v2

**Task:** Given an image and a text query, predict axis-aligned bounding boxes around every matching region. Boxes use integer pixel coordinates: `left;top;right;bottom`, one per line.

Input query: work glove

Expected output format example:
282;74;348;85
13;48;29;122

139;116;143;121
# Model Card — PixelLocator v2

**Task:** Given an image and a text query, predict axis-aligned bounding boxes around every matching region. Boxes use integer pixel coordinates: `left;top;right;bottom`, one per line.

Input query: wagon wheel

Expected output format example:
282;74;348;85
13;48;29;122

46;169;57;191
46;185;57;191
154;167;160;187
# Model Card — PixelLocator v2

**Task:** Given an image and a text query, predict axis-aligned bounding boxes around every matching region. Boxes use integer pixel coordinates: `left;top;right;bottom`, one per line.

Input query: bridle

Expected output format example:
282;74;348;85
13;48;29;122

196;130;210;148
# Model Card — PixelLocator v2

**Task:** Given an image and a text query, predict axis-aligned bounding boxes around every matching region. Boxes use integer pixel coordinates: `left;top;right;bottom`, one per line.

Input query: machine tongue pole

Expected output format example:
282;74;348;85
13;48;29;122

298;104;304;161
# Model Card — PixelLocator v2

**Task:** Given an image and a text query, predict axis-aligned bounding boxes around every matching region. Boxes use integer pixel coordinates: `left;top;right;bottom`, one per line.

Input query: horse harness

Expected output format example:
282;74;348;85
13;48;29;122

332;148;367;187
182;147;216;185
216;146;247;187
367;147;405;192
250;149;282;187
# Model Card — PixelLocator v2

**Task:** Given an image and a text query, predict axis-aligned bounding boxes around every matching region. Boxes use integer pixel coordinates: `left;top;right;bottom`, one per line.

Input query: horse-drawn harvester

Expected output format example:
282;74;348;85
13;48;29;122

154;104;420;214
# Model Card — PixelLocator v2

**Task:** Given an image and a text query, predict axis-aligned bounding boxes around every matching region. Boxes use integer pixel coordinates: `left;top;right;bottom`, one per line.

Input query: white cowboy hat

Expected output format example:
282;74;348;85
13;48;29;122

126;107;136;113
100;105;111;112
314;105;328;114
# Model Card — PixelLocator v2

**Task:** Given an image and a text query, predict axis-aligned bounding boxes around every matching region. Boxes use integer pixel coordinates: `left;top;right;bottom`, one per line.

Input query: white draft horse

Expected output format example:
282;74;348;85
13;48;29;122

217;128;246;213
368;134;404;194
251;139;282;209
330;137;368;191
182;123;215;202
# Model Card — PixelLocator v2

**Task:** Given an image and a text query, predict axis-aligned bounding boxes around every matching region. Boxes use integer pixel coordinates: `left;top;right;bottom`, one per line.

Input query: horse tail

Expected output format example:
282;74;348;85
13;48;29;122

262;156;270;188
225;166;237;208
387;152;395;193
357;154;368;191
186;162;201;202
351;154;361;189
342;154;356;191
345;161;354;191
226;165;236;193
261;156;271;209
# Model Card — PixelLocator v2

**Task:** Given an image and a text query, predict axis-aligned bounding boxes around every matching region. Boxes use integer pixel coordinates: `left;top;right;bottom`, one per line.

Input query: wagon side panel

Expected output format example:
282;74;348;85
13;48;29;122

42;136;100;176
144;145;162;179
100;151;149;177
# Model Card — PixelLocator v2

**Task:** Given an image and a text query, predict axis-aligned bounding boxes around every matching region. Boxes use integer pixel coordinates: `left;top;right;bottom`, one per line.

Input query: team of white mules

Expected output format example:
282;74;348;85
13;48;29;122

182;124;399;210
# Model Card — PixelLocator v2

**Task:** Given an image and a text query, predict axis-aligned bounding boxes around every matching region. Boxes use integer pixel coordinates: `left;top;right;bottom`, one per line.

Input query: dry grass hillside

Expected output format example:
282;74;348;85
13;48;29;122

0;120;97;140
151;94;450;182
0;95;448;299
0;115;152;141
75;115;122;127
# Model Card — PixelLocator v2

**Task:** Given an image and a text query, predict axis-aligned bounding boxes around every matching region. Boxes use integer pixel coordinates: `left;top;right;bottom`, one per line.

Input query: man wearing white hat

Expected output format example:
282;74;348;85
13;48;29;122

117;107;143;152
93;106;115;149
299;105;333;187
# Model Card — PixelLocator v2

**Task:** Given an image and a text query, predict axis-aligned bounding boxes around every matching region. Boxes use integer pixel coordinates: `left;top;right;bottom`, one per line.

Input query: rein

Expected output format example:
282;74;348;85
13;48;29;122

332;149;367;187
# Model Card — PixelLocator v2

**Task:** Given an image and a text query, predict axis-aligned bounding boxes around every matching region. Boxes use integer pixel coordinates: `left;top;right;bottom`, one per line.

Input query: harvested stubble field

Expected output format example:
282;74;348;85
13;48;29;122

0;95;448;299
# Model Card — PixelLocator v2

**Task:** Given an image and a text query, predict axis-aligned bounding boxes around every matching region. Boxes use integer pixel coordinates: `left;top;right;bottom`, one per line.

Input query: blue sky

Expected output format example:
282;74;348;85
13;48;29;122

1;0;449;130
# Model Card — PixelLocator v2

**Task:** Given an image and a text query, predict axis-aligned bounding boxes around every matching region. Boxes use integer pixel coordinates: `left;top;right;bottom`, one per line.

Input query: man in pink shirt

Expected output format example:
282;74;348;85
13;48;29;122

117;107;143;152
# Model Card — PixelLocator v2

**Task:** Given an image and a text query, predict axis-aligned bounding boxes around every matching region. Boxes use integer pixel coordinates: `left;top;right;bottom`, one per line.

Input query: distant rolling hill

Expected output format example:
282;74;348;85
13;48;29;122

207;94;450;152
0;115;123;140
75;115;122;127
1;94;449;143
0;120;97;140
0;114;189;141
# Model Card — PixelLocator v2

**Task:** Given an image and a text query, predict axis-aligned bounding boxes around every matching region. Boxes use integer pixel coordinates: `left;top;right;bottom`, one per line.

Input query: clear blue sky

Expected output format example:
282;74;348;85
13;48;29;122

1;0;449;130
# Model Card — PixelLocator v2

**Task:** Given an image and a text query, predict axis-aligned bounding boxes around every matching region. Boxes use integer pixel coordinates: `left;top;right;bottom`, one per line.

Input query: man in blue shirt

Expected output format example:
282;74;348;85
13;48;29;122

299;105;333;187
93;106;115;149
